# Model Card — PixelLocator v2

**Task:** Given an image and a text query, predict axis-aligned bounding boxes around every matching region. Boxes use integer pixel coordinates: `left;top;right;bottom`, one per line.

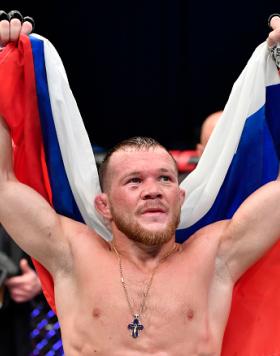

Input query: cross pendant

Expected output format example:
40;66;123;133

128;315;144;338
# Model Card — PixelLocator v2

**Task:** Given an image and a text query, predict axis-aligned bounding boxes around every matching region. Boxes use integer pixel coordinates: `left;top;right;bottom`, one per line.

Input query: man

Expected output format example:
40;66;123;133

175;110;222;181
0;14;280;356
196;111;223;157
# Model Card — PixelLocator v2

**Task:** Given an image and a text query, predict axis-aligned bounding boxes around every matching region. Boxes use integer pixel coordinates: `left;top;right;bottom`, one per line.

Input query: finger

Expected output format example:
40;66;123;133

9;18;21;42
23;16;34;31
268;14;280;30
10;290;27;303
20;21;33;35
10;283;37;302
8;10;23;42
0;9;9;44
21;17;34;35
0;18;9;46
267;28;280;48
4;275;24;287
267;14;280;48
19;258;32;273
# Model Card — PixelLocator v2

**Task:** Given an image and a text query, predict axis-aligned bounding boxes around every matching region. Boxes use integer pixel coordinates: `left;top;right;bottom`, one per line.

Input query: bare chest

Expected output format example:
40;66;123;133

73;247;214;313
56;235;232;356
55;249;226;355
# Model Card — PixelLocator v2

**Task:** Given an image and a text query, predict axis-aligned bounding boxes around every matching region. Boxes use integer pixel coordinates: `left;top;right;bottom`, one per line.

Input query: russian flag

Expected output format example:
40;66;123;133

176;42;280;355
0;34;280;354
0;34;112;312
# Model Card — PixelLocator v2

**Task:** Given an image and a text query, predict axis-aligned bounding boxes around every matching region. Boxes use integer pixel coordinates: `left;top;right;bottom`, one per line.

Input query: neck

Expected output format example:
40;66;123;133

110;233;177;271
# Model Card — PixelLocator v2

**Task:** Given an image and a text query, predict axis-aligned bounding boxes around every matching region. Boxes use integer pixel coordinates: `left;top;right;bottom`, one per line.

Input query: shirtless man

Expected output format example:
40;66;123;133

1;13;280;356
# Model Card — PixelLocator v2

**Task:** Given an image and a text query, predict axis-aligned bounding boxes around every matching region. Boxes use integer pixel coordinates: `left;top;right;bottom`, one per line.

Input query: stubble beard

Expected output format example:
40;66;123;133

110;205;181;246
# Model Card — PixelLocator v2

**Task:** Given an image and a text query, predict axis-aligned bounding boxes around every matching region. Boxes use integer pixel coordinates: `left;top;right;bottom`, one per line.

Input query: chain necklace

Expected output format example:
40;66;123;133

111;242;180;338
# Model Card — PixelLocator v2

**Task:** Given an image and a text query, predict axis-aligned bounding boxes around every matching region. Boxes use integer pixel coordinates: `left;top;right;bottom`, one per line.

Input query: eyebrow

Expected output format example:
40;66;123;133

120;168;176;180
119;171;141;182
158;168;174;173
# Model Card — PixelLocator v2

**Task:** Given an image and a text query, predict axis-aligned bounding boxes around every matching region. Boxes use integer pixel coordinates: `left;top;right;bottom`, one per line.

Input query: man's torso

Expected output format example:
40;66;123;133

53;220;233;356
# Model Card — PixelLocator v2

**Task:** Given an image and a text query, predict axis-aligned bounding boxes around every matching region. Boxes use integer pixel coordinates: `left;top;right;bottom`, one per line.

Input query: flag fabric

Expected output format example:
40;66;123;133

0;35;55;310
0;34;280;354
177;42;280;239
0;34;112;311
176;42;280;355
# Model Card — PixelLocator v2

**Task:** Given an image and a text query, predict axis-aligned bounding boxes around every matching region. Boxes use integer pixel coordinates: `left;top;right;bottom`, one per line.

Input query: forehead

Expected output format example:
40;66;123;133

108;147;177;175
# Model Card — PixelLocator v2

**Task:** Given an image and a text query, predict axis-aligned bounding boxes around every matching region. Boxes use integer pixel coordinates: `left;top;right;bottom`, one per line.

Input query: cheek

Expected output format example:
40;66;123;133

169;191;183;210
109;190;136;211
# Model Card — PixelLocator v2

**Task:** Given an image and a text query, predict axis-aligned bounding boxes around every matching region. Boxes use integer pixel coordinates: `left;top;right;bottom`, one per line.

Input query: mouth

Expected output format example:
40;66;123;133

141;208;166;214
139;206;168;219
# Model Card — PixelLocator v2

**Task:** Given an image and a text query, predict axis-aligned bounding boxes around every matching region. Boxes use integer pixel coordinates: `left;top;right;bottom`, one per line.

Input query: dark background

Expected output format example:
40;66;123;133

2;1;279;149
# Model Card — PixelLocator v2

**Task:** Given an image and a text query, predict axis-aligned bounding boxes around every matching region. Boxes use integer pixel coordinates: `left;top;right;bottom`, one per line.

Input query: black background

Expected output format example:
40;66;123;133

2;1;279;149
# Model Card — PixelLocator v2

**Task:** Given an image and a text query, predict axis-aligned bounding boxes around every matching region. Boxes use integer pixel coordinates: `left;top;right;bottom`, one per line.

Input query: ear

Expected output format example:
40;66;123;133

179;188;186;206
94;193;112;220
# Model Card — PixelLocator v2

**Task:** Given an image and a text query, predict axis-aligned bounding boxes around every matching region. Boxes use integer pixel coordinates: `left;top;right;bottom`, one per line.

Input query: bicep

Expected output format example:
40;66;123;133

0;180;70;272
218;181;280;282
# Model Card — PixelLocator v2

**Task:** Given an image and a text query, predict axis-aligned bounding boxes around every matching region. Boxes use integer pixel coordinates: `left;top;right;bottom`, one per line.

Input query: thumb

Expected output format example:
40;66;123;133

19;259;32;273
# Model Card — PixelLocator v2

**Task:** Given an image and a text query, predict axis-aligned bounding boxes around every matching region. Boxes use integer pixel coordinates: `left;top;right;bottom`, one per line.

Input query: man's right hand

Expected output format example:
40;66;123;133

0;11;33;47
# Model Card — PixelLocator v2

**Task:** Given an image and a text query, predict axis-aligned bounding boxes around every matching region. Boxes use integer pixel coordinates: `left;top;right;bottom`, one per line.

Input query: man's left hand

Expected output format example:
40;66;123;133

268;15;280;47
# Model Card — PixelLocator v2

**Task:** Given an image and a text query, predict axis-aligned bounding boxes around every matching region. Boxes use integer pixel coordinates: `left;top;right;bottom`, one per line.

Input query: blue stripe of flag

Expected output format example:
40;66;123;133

176;86;280;243
30;36;84;222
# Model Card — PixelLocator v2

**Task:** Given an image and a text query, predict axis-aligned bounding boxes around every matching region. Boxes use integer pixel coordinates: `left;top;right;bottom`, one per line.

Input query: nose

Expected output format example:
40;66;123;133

141;181;162;200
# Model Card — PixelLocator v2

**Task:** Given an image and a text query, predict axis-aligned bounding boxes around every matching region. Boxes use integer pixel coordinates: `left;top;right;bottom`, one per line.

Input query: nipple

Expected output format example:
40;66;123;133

92;307;102;318
187;308;194;320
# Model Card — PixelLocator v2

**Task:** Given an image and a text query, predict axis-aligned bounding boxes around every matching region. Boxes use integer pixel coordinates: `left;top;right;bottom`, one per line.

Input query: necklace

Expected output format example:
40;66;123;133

111;242;180;338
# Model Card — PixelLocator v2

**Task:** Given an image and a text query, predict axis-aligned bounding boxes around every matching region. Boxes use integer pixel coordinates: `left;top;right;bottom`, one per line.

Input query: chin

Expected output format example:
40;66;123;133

139;222;169;233
128;223;175;246
112;210;180;246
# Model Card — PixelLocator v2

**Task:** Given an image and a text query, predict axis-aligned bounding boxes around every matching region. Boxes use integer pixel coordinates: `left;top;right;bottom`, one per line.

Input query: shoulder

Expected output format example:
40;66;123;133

59;215;111;251
181;220;230;251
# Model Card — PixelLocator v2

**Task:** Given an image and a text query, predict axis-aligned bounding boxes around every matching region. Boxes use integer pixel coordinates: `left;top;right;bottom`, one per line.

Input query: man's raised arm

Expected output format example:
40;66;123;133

0;115;70;273
217;179;280;282
215;15;280;283
0;13;74;275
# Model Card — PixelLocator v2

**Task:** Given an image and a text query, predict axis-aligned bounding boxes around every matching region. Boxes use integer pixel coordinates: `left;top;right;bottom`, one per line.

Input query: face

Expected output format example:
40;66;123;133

197;112;221;157
102;147;185;246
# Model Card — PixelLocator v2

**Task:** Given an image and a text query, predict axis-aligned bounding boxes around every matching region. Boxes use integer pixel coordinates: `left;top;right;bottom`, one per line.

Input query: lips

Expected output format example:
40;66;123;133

138;204;168;215
141;208;166;214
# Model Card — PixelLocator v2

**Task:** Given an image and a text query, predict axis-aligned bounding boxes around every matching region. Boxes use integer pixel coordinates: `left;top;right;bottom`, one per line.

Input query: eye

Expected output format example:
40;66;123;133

127;177;142;184
159;175;171;182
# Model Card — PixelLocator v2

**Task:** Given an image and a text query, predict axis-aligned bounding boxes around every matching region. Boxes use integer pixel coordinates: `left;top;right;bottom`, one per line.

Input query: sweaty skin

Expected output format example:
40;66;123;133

1;143;280;356
1;15;280;356
55;219;231;356
58;148;231;355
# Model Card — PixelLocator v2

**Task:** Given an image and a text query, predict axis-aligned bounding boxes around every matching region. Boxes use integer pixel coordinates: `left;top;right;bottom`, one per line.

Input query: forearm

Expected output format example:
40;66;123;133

0;116;16;183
